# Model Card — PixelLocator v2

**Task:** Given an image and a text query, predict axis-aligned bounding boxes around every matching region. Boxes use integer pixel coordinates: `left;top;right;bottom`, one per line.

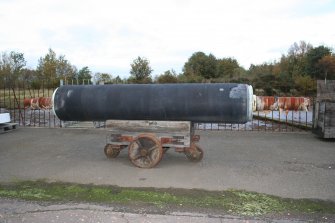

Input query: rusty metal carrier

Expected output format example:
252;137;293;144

104;120;201;168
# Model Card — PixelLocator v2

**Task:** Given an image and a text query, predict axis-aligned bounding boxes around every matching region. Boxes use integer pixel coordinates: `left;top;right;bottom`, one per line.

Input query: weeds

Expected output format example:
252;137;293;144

1;180;335;217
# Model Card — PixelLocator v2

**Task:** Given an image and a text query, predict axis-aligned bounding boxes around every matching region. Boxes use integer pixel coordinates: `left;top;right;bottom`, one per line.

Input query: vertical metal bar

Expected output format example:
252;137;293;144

43;80;46;127
251;111;254;131
271;110;274;132
2;78;5;110
33;94;35;126
257;110;259;131
264;112;267;132
48;82;51;128
52;80;56;127
23;82;26;126
291;110;294;132
30;87;34;127
285;111;288;132
18;80;20;125
278;109;281;132
38;86;40;127
54;86;57;127
9;81;11;121
13;81;16;123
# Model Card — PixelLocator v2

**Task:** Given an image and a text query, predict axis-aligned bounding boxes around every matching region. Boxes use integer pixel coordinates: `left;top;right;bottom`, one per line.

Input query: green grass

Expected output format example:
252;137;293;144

1;180;335;217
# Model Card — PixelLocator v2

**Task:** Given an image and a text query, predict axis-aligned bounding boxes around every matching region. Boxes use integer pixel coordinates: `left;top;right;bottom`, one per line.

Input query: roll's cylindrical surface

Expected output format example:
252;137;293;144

52;83;253;123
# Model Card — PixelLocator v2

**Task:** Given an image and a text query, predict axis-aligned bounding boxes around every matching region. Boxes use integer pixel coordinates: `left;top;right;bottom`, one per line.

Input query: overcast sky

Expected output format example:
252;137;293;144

1;0;334;78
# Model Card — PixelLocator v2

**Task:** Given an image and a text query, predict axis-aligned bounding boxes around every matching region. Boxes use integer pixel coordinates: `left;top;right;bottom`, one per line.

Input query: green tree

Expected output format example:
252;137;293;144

305;45;332;79
37;48;57;81
253;73;277;95
248;63;276;95
293;74;316;96
248;63;273;79
177;73;203;83
281;41;312;78
129;56;153;84
0;51;26;83
37;49;79;87
232;67;249;83
57;55;77;81
288;41;312;58
93;72;112;84
113;75;123;84
217;57;239;79
156;70;178;83
183;52;217;79
21;68;37;82
77;66;92;84
277;72;293;94
317;55;335;81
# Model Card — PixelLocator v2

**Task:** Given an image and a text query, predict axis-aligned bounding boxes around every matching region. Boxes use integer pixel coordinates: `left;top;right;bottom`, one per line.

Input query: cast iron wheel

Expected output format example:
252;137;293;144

185;144;204;162
104;144;120;158
128;134;163;168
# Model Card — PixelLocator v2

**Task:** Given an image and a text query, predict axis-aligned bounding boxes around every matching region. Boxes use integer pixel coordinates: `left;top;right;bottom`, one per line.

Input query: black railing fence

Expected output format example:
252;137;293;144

0;78;59;127
0;79;312;132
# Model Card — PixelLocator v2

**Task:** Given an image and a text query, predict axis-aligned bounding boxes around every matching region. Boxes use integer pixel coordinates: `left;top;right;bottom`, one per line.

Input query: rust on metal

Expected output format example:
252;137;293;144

174;147;185;153
192;135;200;142
104;144;121;158
160;137;173;144
118;135;134;142
256;96;310;111
110;134;134;142
23;97;52;110
128;133;163;168
104;120;201;168
160;136;188;145
184;143;204;162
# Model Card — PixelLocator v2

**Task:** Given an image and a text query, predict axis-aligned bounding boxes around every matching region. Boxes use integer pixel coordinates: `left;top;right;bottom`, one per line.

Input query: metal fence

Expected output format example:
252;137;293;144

1;79;312;132
0;79;60;128
195;110;312;132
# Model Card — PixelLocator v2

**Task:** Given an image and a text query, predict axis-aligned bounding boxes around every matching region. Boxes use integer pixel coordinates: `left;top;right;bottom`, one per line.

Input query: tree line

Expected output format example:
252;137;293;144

1;41;334;96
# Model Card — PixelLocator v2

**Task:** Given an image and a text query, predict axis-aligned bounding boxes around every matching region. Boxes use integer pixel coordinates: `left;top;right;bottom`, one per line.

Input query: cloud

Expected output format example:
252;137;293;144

0;0;334;77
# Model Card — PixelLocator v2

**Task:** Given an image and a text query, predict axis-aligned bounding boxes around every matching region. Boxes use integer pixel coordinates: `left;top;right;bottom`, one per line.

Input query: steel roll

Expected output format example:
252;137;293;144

52;83;253;123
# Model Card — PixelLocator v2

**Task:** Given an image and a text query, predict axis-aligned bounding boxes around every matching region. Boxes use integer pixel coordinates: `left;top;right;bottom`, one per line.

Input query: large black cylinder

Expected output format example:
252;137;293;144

52;83;253;123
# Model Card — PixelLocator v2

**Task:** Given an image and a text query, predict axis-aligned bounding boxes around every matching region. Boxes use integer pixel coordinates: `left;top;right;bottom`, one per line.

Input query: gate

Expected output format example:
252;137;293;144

0;78;60;127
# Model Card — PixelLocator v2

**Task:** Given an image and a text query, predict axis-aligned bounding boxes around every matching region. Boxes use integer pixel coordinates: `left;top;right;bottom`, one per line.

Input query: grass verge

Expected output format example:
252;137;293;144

0;180;334;217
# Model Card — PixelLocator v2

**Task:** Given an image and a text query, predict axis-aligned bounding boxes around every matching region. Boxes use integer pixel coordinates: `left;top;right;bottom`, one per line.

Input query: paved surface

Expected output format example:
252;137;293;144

0;198;306;223
0;127;335;201
1;127;335;222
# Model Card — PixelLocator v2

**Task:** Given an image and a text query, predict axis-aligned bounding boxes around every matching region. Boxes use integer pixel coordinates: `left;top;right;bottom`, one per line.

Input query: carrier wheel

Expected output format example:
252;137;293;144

128;134;163;168
185;144;204;162
104;144;120;158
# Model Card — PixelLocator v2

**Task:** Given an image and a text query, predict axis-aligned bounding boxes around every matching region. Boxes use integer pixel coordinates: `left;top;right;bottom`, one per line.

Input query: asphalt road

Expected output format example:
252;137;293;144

3;197;304;223
0;127;335;201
